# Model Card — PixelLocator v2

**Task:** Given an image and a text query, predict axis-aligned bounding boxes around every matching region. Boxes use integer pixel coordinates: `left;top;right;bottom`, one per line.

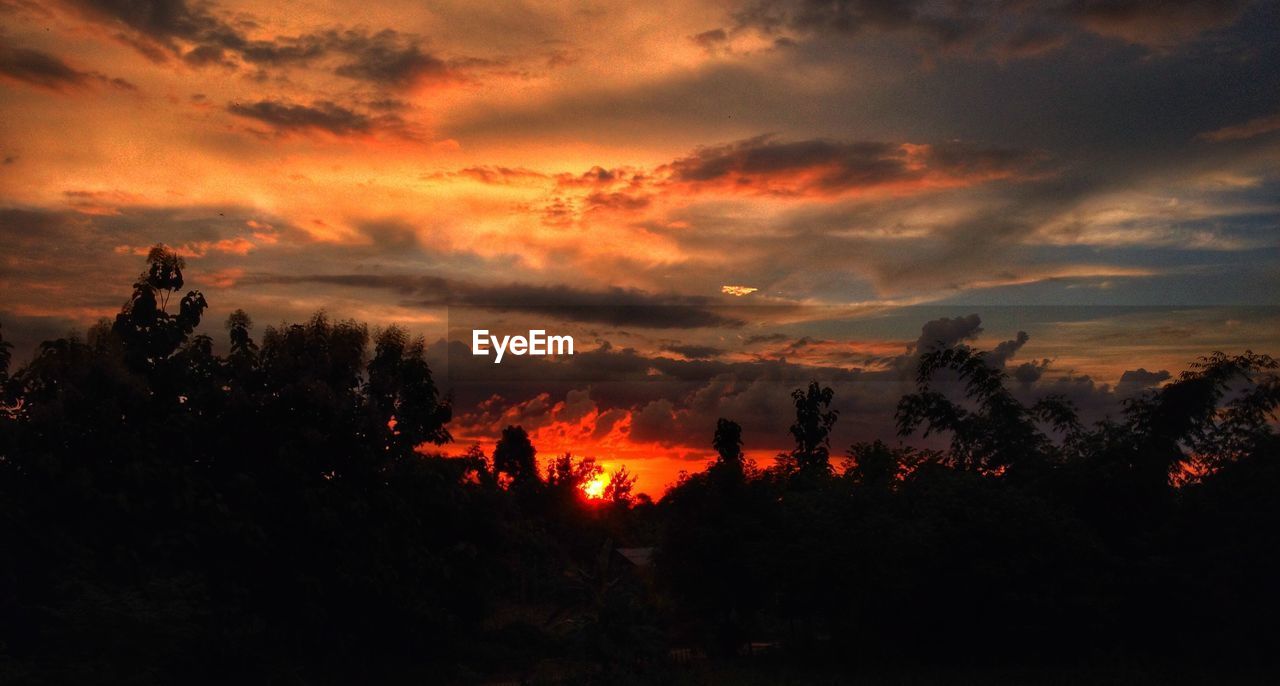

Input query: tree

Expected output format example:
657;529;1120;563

712;418;744;469
603;465;637;505
845;440;899;488
786;381;837;472
1120;351;1279;484
896;346;1070;474
545;452;601;492
112;244;207;369
226;309;258;362
367;325;452;454
493;424;539;487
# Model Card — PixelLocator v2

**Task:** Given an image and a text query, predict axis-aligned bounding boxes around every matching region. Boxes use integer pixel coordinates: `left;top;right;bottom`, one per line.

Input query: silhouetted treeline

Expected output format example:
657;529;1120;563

1;250;1278;684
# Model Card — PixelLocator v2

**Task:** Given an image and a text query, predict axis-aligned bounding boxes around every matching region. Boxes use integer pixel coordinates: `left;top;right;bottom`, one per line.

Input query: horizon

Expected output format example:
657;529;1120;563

3;0;1279;496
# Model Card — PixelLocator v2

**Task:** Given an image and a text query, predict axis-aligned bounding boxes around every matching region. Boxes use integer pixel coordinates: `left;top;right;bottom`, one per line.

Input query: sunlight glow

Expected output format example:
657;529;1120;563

581;473;610;500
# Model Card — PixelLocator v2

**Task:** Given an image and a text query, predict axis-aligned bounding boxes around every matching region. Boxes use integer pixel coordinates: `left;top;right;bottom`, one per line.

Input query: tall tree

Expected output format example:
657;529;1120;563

493;424;539;487
112;244;207;369
896;346;1069;474
367;325;452;454
787;381;837;472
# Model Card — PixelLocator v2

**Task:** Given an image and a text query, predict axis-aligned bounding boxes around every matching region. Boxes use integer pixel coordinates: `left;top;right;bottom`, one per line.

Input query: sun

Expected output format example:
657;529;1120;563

581;473;610;500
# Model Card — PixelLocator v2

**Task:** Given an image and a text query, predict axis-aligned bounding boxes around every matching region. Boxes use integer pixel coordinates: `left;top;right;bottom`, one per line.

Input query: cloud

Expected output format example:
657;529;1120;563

443;166;551;186
63;189;146;215
1116;367;1172;394
989;331;1031;368
227;99;406;137
0;43;136;92
691;28;732;55
1066;0;1252;47
662;135;1045;198
731;0;979;45
661;343;726;359
744;332;789;345
1012;360;1051;386
1197;111;1280;143
722;0;1254;58
912;313;983;353
331;30;455;88
451;284;745;329
426;134;1047;233
246;273;744;329
60;1;474;88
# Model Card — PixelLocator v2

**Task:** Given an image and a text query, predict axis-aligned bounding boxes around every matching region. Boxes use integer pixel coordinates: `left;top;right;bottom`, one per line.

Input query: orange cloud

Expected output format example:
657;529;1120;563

1198;111;1280;143
65;189;146;215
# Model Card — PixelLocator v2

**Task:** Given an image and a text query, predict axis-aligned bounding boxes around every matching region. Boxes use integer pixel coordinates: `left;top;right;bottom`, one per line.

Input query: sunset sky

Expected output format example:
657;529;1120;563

2;0;1278;494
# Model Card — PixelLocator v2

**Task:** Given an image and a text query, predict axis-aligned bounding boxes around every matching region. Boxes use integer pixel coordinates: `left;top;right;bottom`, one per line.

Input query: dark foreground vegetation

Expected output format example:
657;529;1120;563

1;248;1278;685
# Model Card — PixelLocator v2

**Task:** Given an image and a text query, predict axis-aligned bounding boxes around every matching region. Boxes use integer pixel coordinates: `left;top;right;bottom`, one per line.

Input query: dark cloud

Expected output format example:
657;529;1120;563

662;135;1044;197
63;0;241;60
724;0;1254;57
744;332;789;344
0;43;135;92
661;343;726;359
1116;367;1172;394
246;273;744;329
629;398;679;444
912;313;983;353
0;44;91;90
582;190;651;211
454;283;745;330
989;331;1030;367
331;30;453;87
61;1;470;88
1012;360;1051;386
691;28;730;53
693;28;729;46
182;44;234;67
1066;0;1252;46
732;0;975;45
227;100;405;137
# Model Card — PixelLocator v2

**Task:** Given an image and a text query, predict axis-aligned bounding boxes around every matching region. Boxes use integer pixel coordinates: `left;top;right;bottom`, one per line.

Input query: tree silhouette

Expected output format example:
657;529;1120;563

895;346;1070;474
1124;351;1279;479
845;439;900;488
546;452;601;492
493;424;539;487
785;381;837;472
604;465;637;505
112;244;207;370
367;325;452;454
3;253;1280;681
712;418;744;471
226;308;258;360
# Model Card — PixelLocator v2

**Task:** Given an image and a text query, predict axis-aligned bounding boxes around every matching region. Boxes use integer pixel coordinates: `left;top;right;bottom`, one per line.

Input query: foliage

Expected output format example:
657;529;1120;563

1;256;1278;681
782;381;837;473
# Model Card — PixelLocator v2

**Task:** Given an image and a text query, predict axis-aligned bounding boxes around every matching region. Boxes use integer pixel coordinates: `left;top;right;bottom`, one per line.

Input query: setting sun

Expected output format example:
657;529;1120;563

581;473;610;500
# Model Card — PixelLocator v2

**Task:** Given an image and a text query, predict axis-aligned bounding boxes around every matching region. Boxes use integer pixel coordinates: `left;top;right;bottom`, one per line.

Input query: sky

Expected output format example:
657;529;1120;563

2;0;1279;495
